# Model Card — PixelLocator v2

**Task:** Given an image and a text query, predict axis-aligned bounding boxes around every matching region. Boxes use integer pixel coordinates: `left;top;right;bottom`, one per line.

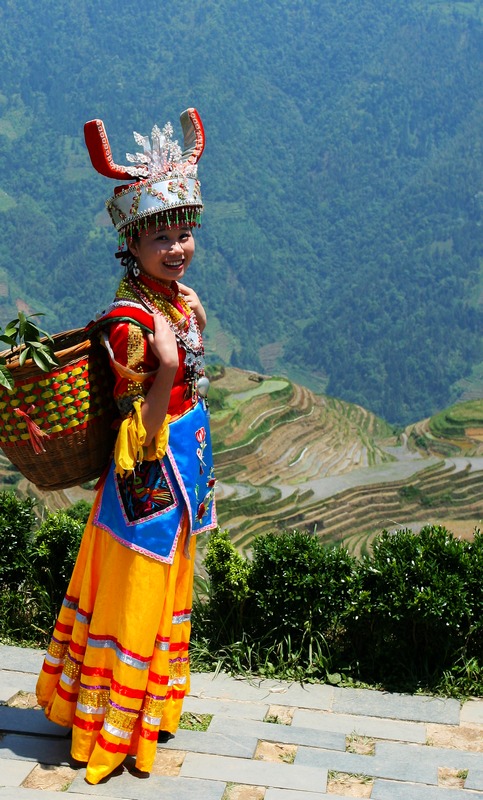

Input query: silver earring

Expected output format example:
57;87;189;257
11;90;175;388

132;260;140;278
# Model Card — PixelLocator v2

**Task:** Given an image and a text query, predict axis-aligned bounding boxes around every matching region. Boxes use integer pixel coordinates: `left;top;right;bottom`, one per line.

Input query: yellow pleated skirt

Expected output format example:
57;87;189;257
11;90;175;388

36;500;196;785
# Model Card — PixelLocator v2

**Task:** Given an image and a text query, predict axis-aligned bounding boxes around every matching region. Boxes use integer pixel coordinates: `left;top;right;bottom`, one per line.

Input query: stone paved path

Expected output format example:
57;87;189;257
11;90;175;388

1;645;483;799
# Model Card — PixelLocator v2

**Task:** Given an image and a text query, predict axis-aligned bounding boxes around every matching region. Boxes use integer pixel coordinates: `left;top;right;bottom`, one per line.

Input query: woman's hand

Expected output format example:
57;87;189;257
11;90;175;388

178;282;207;331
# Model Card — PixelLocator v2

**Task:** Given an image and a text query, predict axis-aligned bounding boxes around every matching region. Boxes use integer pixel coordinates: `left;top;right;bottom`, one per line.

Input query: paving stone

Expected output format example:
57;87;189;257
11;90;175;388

190;672;281;702
0;671;38;703
0;734;72;766
209;715;345;752
466;769;483;791
1;647;482;800
0;789;122;800
161;726;257;757
297;739;483;787
372;778;483;799
181;752;327;793
295;744;438;784
332;687;461;724
183;695;269;720
69;770;225;799
377;740;483;772
0;758;36;787
461;700;483;725
0;646;44;675
265;791;337;800
0;706;69;737
292;708;427;743
252;682;333;711
265;791;346;800
189;673;334;710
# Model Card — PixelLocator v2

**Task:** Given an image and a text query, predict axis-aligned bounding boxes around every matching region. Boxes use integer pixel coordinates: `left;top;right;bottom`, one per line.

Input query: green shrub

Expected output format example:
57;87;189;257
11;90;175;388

247;530;356;651
343;525;482;688
193;528;358;681
65;500;93;525
0;492;85;643
194;528;251;646
30;511;84;625
0;492;36;590
192;524;483;694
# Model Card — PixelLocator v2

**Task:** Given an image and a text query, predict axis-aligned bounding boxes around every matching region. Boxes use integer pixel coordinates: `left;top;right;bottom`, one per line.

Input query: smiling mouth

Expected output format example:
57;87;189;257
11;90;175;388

164;259;184;269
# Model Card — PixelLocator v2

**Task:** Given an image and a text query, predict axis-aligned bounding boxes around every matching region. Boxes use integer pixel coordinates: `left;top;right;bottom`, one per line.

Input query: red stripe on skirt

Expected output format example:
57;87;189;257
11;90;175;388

55;622;73;635
57;684;78;703
140;727;158;741
111;679;146;699
97;734;130;754
82;665;113;678
41;663;62;675
73;715;104;732
70;641;86;656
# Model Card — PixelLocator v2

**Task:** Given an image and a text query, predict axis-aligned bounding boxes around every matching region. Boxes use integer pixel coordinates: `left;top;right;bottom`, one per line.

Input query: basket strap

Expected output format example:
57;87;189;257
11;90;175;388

87;307;154;337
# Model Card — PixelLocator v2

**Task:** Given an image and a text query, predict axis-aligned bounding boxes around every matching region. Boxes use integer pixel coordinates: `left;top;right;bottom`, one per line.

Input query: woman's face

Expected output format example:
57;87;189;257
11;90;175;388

129;221;195;284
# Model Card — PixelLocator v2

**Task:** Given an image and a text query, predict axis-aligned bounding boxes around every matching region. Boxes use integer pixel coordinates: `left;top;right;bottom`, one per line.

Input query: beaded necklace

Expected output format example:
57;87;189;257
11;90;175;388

116;275;191;331
115;274;205;403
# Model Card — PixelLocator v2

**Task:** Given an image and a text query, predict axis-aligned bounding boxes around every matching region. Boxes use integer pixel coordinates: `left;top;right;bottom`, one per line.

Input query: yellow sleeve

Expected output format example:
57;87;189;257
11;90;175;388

113;399;170;477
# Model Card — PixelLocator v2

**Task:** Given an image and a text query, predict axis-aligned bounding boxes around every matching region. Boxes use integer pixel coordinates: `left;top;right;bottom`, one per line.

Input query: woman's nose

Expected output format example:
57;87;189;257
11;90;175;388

170;240;183;251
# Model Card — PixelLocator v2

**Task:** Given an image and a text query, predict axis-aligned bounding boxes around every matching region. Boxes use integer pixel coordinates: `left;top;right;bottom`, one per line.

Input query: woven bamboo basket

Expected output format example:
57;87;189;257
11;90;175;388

0;328;118;491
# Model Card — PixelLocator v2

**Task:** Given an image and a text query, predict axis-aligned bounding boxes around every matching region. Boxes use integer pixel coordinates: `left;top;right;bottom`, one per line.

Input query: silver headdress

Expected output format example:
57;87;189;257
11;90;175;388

84;108;205;244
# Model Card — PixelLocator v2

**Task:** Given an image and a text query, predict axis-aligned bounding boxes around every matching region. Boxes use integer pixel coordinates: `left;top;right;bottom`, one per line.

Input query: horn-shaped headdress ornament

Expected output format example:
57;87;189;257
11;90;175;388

84;108;205;245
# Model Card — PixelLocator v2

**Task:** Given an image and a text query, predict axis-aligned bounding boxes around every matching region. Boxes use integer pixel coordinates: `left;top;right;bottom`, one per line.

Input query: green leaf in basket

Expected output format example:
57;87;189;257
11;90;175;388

31;348;53;371
37;346;59;367
24;322;42;342
3;320;19;338
0;312;59;377
0;334;17;348
19;347;30;367
18;311;27;338
0;364;15;391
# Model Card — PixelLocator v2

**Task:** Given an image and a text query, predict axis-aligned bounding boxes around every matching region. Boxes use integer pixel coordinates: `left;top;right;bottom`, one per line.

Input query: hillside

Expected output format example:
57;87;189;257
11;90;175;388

6;368;482;558
0;0;481;423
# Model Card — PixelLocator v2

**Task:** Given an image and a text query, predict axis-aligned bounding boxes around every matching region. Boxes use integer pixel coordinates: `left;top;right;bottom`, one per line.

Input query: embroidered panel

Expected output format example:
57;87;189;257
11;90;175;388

47;640;68;660
62;655;81;681
105;704;139;733
142;695;167;717
78;687;110;709
116;460;176;522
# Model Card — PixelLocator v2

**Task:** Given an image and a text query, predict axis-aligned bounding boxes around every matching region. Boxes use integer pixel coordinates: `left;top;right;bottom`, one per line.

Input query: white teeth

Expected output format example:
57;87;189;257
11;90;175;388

165;260;183;267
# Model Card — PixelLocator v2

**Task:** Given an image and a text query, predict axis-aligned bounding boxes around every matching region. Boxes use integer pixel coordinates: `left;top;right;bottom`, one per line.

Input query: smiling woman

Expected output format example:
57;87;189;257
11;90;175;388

129;224;195;284
35;108;217;785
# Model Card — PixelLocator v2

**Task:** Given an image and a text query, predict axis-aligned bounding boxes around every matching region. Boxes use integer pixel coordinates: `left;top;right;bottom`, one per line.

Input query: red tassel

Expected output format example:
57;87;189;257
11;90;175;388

14;406;49;455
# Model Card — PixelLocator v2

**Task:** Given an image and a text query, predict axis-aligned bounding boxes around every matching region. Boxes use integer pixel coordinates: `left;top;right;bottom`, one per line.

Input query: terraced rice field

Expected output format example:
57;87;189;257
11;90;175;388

210;370;483;557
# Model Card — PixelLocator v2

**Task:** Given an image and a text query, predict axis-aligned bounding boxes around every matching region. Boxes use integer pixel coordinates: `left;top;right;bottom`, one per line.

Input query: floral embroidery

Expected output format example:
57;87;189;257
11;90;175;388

195;466;216;521
195;426;207;473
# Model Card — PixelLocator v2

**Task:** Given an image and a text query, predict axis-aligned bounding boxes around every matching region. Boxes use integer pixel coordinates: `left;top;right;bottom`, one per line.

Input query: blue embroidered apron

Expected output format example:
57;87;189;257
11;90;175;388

94;401;216;564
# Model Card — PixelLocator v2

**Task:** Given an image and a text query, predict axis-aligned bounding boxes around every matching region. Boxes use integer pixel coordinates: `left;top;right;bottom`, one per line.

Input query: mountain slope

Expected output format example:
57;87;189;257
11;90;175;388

0;0;481;422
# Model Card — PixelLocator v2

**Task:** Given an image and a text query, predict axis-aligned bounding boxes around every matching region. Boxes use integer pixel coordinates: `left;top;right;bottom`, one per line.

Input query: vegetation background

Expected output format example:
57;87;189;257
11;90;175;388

0;0;481;424
1;489;481;696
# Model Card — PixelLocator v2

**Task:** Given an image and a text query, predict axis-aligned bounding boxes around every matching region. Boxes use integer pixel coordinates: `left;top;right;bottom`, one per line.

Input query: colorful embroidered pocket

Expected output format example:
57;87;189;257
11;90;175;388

117;460;176;522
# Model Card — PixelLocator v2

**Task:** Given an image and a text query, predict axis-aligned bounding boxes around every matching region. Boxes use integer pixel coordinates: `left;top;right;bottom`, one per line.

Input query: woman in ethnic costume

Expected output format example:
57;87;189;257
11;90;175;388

36;108;217;785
